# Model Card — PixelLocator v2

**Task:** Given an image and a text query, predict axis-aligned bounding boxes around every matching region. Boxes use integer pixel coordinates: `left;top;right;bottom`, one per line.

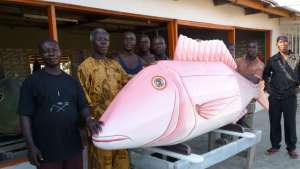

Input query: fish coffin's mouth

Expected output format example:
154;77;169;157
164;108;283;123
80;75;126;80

92;135;130;143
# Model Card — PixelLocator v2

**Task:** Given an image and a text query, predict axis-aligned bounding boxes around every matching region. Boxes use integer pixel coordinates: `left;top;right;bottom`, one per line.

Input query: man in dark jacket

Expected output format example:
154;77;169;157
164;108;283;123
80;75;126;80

263;35;300;159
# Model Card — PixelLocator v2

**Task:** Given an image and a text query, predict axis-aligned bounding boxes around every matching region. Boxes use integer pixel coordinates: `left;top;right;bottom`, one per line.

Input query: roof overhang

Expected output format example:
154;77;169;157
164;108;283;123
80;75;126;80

213;0;295;18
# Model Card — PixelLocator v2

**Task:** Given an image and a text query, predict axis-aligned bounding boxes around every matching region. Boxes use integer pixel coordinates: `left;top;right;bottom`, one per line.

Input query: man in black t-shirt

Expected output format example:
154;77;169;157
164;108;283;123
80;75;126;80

18;39;102;169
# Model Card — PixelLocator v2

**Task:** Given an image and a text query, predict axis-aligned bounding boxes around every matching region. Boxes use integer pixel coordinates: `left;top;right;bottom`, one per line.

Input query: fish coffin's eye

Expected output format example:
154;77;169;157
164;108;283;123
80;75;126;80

152;76;167;90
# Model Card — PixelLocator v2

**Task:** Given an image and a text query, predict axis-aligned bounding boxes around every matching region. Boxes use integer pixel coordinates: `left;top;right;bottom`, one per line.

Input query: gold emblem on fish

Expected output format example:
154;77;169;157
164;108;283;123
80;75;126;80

152;76;166;90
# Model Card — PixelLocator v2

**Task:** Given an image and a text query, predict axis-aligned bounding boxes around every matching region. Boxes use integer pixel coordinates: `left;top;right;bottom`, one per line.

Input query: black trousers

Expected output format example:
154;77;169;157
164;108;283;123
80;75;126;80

268;95;297;151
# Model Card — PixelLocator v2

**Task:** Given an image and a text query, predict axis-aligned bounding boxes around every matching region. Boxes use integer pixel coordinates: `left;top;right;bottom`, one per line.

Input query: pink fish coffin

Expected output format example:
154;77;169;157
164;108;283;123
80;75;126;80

92;35;267;150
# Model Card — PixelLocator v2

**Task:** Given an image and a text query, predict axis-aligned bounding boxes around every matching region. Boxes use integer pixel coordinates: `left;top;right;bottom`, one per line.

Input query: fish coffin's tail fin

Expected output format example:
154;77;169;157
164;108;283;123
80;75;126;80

174;35;237;70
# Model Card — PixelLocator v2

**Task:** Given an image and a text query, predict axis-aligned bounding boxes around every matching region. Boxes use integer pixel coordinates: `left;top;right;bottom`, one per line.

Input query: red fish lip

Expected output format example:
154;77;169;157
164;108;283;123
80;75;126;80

92;135;130;143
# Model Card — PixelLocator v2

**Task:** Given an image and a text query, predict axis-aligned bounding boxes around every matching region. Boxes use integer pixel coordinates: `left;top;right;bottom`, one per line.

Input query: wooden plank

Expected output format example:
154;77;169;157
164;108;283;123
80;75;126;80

228;29;235;45
265;30;271;62
48;5;58;41
0;157;28;168
0;143;26;153
167;20;178;58
0;139;24;146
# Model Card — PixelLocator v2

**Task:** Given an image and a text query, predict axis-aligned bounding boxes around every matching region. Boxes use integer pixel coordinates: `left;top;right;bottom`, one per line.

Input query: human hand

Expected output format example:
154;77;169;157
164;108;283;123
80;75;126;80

86;117;103;136
28;146;43;166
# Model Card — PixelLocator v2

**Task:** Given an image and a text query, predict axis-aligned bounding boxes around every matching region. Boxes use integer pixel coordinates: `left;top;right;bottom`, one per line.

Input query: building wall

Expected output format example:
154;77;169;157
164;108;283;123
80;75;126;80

0;49;32;80
0;26;48;49
0;48;91;80
0;0;284;79
46;0;281;55
0;25;126;52
0;25;133;79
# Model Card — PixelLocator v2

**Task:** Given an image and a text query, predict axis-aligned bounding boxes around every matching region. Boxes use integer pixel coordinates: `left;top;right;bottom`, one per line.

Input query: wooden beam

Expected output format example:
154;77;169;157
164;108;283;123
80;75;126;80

235;26;271;32
228;29;235;45
167;20;178;58
230;0;291;17
244;7;261;15
48;5;58;41
265;30;271;62
213;0;230;6
177;20;234;30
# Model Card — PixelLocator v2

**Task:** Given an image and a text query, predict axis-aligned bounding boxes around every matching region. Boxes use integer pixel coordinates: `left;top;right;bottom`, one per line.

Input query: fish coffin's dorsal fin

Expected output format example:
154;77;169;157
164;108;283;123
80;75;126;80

174;35;237;70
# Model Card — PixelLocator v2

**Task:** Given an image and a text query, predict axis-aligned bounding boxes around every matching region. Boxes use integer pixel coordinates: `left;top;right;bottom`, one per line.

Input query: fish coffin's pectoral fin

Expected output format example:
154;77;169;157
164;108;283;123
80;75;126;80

195;95;238;119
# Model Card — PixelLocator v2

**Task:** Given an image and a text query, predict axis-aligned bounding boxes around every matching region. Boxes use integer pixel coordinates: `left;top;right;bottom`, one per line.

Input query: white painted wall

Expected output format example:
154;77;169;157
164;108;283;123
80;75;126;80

46;0;282;55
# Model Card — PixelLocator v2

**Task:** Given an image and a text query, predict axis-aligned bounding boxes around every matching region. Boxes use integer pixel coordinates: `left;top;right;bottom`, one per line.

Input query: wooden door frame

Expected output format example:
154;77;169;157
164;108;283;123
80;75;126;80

236;27;272;61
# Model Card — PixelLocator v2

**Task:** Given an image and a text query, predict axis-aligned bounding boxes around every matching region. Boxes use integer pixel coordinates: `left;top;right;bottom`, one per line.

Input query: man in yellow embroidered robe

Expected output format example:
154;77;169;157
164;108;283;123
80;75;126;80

77;28;130;169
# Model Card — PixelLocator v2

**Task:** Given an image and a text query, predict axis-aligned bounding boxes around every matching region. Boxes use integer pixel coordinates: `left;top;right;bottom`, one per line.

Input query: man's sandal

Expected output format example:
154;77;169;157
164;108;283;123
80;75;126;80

265;148;279;155
288;150;299;159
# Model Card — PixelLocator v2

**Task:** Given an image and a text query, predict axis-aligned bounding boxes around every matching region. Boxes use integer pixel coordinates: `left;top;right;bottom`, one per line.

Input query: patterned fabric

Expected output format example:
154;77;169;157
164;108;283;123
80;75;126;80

77;57;130;169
